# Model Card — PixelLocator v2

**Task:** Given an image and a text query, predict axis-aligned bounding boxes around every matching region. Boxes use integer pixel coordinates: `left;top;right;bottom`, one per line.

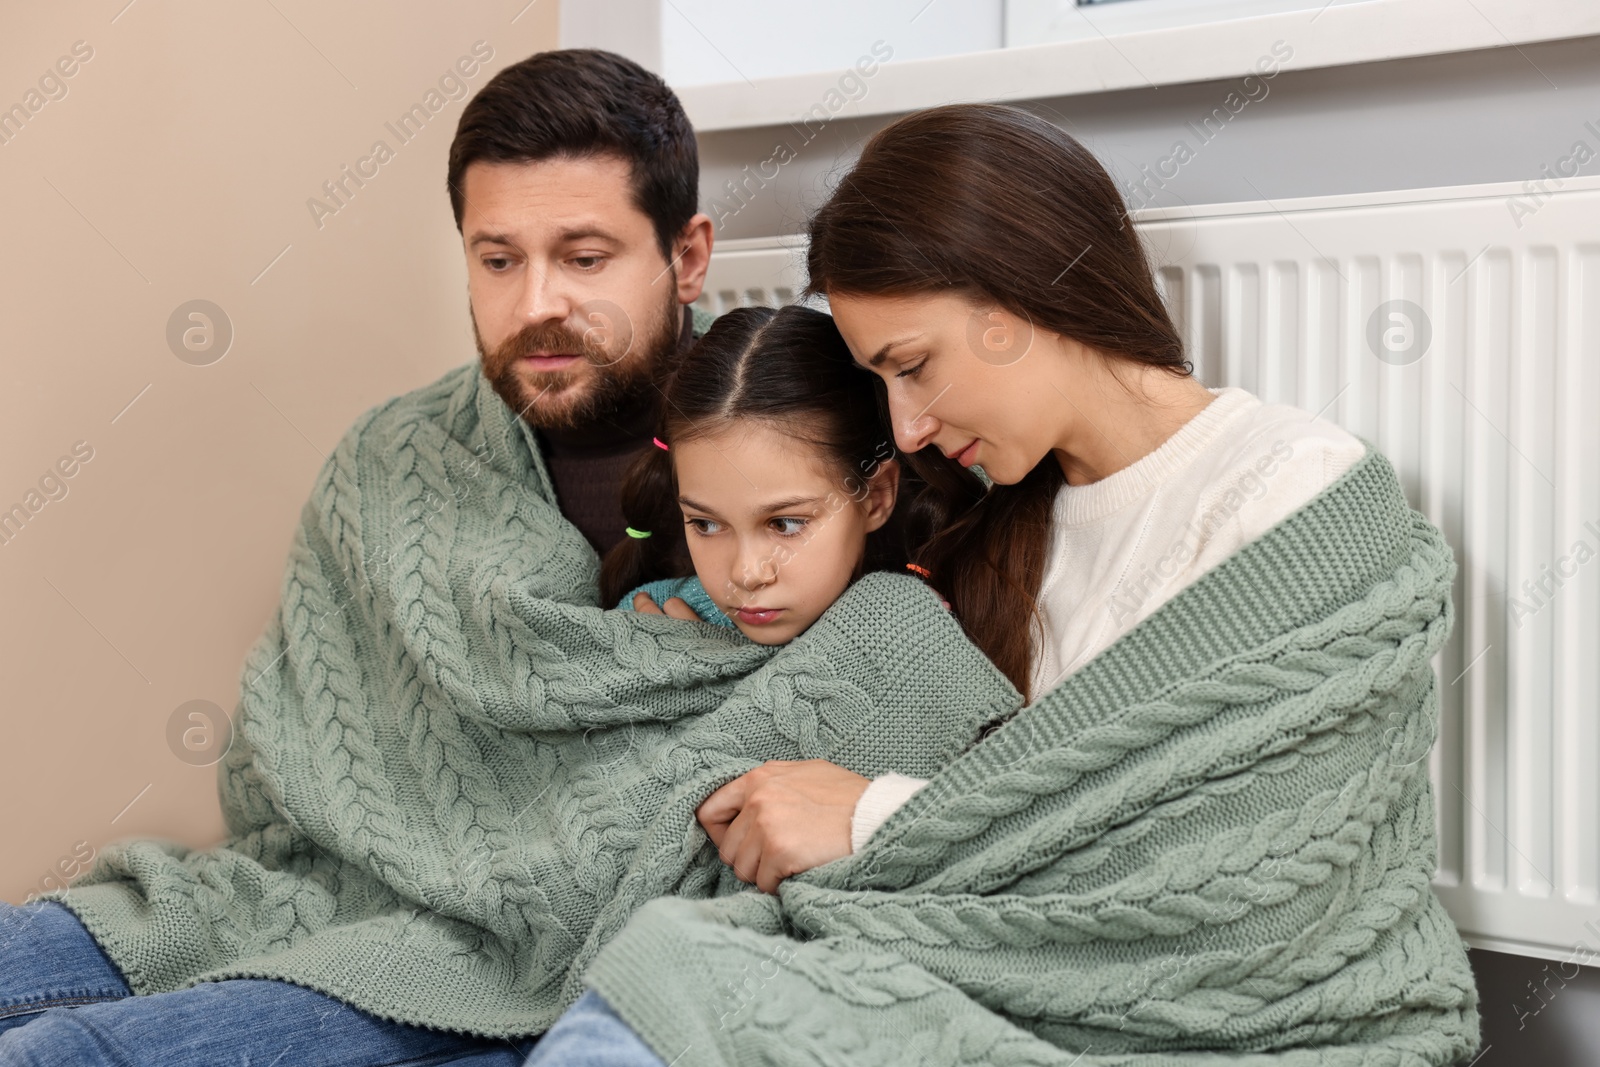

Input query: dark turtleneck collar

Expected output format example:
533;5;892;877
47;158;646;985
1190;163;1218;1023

533;304;696;559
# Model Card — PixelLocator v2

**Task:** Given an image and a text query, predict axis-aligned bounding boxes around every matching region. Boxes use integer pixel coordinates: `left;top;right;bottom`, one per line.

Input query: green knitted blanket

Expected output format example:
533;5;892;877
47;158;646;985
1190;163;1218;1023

584;442;1482;1066
43;360;1020;1037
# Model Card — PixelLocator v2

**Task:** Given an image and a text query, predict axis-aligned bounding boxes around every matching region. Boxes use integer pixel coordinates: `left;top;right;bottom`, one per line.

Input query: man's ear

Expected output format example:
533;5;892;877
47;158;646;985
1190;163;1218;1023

669;213;714;306
863;458;901;533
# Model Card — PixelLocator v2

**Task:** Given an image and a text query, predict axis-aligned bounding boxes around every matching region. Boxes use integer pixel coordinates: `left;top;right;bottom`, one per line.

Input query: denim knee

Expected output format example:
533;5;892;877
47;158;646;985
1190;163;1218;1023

0;900;130;1036
521;989;665;1066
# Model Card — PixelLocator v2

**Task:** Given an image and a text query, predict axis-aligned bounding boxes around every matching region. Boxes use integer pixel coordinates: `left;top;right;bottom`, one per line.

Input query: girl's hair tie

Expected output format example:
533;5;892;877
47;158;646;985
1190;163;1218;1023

652;437;669;451
625;527;652;539
906;562;930;578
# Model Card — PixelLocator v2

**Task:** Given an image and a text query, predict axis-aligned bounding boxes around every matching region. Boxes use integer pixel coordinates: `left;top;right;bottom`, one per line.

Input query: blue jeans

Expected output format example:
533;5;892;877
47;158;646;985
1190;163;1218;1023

0;899;540;1066
521;990;664;1066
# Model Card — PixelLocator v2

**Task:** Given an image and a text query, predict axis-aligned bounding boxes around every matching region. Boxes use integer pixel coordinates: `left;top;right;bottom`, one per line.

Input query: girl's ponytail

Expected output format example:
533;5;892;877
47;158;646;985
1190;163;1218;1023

599;440;690;607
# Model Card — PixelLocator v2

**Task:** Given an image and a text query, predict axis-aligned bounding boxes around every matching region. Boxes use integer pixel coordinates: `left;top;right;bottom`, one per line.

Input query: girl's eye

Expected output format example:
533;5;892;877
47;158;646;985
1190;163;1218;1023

686;517;720;536
770;517;808;536
895;359;926;380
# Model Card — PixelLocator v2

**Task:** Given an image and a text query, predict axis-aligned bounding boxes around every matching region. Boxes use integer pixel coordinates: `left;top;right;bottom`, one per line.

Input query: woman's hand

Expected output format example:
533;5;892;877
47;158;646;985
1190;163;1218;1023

696;759;870;894
631;590;703;621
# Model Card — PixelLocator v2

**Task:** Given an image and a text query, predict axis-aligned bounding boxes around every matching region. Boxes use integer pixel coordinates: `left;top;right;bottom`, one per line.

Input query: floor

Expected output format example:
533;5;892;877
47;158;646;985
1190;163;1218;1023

1466;947;1600;1065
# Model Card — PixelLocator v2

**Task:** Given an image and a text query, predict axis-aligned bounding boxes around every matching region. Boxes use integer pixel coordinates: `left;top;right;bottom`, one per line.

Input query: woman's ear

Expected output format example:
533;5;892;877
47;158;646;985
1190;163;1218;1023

862;457;900;533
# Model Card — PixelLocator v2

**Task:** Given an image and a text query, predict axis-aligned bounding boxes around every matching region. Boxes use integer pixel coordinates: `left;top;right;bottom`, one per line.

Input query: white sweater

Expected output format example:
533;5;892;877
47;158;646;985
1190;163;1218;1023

850;386;1367;851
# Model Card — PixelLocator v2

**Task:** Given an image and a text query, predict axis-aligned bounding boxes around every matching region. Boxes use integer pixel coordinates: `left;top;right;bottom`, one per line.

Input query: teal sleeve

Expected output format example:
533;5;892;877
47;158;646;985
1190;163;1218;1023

615;574;736;629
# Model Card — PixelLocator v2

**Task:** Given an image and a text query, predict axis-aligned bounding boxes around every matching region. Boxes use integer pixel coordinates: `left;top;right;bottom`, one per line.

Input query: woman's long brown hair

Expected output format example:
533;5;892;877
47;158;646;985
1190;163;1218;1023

805;103;1189;702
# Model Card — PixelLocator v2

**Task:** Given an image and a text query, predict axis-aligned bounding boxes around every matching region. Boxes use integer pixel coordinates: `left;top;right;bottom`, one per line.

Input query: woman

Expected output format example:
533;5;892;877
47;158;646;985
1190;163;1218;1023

528;104;1457;1064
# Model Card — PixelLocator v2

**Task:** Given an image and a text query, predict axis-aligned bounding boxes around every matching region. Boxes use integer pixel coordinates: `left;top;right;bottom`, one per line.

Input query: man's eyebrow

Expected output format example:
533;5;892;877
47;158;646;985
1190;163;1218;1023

557;225;624;244
467;226;626;248
679;494;825;515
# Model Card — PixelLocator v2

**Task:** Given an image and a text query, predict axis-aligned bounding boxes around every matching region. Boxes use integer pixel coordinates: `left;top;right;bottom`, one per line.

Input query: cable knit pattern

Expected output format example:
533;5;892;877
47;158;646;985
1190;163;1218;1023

584;442;1482;1066
39;352;1020;1038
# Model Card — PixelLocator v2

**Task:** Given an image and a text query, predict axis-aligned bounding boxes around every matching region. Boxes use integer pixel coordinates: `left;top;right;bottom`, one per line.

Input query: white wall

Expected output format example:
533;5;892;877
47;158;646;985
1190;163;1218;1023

560;0;1001;85
690;33;1600;240
1006;0;1357;45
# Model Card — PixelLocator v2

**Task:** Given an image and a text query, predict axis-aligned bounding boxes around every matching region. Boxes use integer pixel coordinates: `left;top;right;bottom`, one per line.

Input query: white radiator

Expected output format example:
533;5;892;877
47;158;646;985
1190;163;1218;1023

698;174;1600;964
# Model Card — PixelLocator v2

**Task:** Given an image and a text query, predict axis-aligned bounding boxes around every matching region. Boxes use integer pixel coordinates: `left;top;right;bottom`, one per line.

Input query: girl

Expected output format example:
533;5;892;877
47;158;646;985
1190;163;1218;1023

597;303;947;645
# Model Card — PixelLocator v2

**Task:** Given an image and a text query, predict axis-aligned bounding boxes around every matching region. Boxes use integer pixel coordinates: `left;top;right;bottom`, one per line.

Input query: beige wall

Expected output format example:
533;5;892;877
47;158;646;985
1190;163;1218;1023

0;1;559;904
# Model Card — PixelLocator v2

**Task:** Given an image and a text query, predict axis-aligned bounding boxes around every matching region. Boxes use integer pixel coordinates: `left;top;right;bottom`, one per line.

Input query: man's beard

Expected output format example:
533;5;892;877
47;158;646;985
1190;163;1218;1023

474;284;682;433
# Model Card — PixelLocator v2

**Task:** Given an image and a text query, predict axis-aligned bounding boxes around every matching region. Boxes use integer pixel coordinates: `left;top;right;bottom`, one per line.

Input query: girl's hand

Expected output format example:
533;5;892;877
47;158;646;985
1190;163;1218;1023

696;759;870;894
631;590;703;621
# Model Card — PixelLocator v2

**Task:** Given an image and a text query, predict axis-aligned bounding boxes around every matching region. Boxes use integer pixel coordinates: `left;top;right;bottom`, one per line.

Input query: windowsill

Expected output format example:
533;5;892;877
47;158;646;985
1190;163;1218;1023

677;0;1600;133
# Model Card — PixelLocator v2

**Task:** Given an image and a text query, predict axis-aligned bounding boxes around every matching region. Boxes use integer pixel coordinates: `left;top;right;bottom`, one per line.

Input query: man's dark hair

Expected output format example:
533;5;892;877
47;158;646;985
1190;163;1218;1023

447;49;698;263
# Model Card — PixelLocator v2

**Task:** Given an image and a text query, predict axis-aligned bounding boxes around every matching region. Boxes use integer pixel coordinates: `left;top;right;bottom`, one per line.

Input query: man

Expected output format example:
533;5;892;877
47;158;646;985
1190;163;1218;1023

0;49;716;1065
455;50;714;578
